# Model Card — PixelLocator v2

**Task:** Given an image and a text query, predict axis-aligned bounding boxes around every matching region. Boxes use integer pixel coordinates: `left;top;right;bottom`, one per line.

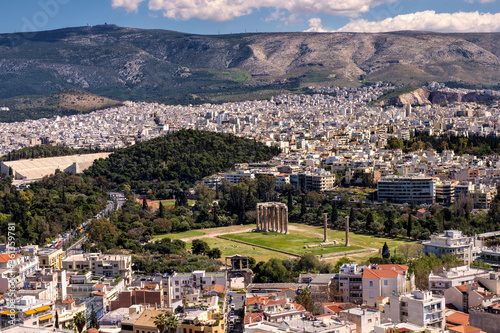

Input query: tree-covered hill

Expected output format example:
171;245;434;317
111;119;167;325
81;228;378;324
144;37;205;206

85;129;280;188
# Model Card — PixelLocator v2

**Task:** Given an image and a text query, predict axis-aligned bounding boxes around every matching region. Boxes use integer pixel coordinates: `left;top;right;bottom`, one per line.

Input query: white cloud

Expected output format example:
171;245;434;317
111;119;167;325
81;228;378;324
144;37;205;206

307;11;500;33
111;0;146;13
112;0;394;21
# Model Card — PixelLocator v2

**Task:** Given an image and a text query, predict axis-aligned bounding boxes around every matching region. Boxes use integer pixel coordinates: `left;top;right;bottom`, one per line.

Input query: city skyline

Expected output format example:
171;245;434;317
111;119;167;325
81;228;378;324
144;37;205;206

0;0;499;36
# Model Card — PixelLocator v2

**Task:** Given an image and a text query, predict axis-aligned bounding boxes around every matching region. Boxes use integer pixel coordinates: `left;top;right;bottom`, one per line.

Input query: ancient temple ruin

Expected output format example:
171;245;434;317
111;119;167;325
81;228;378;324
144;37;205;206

256;202;288;234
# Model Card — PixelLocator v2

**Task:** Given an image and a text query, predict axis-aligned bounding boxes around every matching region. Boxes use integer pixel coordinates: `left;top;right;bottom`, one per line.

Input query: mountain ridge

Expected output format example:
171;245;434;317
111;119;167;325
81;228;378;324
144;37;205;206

1;25;500;105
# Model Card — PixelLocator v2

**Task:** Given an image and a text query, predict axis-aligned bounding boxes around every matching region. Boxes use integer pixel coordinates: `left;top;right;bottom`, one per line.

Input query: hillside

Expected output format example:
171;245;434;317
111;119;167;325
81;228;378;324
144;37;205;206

85;129;280;189
1;25;500;108
0;88;122;122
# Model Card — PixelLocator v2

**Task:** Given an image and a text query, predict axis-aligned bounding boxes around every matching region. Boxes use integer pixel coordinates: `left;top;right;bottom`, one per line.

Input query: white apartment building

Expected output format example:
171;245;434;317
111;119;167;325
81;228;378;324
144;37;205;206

170;270;226;300
377;175;436;204
62;253;132;284
428;266;490;295
383;290;445;331
422;230;477;265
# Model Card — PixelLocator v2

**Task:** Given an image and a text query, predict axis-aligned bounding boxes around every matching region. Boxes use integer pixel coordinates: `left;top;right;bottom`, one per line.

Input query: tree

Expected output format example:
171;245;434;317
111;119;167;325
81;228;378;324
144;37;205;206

207;247;222;259
296;253;321;273
300;194;306;217
366;211;374;232
166;313;181;333
349;208;356;224
407;211;413;238
154;313;168;333
191;239;210;255
295;287;314;313
55;311;59;329
158;201;166;219
143;196;148;210
382;242;390;259
89;304;100;330
74;311;87;333
331;204;338;228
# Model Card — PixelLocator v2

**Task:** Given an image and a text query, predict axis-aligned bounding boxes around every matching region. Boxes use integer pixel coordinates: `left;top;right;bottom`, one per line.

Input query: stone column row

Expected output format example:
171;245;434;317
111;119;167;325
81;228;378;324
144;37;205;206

256;203;288;234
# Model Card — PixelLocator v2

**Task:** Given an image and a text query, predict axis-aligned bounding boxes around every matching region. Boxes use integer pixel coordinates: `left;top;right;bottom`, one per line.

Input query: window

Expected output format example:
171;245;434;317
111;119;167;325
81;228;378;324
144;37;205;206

369;292;374;299
368;319;372;323
369;281;373;287
384;280;388;286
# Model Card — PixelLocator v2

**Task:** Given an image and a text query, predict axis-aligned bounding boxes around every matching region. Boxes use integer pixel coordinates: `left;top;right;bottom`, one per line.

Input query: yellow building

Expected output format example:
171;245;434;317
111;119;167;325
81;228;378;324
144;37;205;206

38;248;64;269
181;309;225;333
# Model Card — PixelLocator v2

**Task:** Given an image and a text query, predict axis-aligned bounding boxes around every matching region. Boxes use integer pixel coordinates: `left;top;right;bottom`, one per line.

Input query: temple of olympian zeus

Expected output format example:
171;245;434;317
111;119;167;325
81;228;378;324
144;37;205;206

256;202;288;234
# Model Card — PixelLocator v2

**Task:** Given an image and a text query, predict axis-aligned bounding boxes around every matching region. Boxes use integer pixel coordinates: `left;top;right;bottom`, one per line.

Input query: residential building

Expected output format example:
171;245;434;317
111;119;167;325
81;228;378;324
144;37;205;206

0;295;55;327
377;175;436;204
422;230;476;265
383;290;445;331
337;262;363;304
362;264;414;307
62;253;132;284
444;283;495;313
170;271;226;300
428;266;490;295
338;308;381;333
37;247;64;270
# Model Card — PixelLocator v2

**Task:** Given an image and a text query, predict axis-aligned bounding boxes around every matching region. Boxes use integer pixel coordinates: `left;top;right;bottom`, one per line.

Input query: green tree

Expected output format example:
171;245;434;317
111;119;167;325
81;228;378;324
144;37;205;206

192;239;210;255
366;211;374;232
74;311;87;333
296;253;321;273
158;201;166;219
154;313;168;333
55;311;59;329
89;304;100;330
349;208;356;224
407;211;413;238
382;242;390;259
143;196;148;210
166;313;181;333
295;287;314;313
207;247;222;259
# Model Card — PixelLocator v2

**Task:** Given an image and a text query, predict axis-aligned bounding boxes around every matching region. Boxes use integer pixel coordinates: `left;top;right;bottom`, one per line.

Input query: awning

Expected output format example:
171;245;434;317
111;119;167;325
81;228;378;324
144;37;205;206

1;310;17;315
24;309;37;315
39;314;53;321
35;305;50;312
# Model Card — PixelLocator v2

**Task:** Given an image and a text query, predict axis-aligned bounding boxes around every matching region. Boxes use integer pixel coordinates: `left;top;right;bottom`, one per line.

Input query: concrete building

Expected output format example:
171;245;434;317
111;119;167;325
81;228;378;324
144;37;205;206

0;153;111;183
383;290;445;331
444;283;496;313
0;295;55;328
422;230;476;265
338;308;381;333
170;270;226;300
377;175;436;204
428;266;490;295
337;262;364;304
36;247;64;270
62;253;132;284
362;264;413;307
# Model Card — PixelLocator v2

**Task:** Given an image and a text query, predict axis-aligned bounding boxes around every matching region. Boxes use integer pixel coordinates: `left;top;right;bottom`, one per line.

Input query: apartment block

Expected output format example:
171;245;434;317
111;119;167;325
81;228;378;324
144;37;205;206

422;230;476;265
377;175;436;204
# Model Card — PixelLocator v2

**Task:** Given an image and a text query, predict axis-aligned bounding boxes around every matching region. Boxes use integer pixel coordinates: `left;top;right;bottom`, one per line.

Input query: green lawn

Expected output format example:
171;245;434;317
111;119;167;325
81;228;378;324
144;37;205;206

224;230;362;256
149;200;196;209
185;237;290;262
152;223;418;264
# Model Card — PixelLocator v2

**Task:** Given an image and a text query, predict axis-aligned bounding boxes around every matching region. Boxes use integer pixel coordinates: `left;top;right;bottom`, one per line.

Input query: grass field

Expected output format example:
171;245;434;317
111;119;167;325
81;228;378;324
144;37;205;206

152;223;418;263
224;230;363;256
147;200;196;210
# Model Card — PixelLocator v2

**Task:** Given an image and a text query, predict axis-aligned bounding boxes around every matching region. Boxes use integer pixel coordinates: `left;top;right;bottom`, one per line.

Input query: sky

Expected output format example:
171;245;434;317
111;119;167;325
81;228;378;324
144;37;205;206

0;0;499;35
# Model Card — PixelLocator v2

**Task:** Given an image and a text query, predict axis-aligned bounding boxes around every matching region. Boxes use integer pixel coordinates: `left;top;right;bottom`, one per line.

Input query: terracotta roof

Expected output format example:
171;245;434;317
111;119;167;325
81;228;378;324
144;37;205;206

0;254;21;263
62;299;75;304
95;284;105;288
378;264;409;272
325;304;343;313
363;268;402;279
456;285;468;293
448;325;482;333
288;302;305;311
246;296;268;305
203;284;225;293
244;313;263;325
446;312;470;326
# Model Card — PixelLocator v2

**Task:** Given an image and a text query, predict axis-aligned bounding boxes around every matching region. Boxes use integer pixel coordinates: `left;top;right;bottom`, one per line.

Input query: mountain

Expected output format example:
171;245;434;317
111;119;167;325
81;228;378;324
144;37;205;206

1;25;500;105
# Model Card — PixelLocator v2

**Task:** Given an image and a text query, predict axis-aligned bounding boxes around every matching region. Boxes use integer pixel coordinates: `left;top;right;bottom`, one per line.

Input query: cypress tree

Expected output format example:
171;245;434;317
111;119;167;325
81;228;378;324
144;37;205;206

301;194;306;217
366;211;374;232
89;304;100;330
159;201;165;218
143;196;148;210
331;205;338;228
407;211;413;238
382;242;390;259
55;311;59;329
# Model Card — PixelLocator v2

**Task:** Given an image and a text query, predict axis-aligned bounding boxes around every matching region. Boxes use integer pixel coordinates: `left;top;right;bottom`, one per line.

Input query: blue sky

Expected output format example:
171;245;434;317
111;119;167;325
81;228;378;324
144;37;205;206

0;0;499;35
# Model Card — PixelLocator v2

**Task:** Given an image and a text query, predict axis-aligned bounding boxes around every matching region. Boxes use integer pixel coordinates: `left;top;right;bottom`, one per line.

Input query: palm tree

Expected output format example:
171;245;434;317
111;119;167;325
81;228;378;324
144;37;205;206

74;311;87;333
154;313;167;333
166;313;180;333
